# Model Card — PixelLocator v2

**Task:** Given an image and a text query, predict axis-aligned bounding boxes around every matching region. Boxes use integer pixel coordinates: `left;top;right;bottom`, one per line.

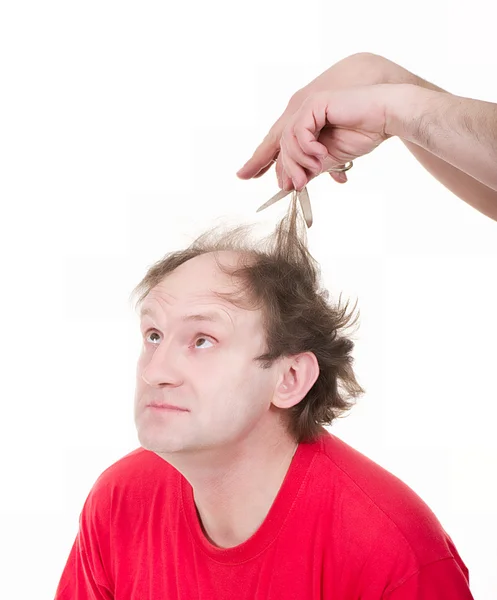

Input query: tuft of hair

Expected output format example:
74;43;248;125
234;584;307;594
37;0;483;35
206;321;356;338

130;195;364;443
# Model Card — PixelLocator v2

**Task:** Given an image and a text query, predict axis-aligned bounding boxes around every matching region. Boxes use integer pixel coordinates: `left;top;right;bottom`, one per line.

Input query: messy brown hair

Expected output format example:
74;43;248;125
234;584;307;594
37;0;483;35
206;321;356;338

130;196;364;443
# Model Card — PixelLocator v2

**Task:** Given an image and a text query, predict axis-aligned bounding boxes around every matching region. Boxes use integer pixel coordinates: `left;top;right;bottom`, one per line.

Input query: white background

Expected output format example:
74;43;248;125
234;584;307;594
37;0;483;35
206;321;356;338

1;1;496;598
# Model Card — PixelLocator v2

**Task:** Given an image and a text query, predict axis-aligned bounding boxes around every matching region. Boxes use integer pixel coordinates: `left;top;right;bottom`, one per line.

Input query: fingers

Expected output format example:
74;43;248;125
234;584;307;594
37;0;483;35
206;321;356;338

237;139;277;179
237;92;351;190
283;131;322;174
294;123;329;160
252;162;274;179
329;170;348;184
237;113;287;179
277;97;329;189
280;132;322;190
292;96;331;159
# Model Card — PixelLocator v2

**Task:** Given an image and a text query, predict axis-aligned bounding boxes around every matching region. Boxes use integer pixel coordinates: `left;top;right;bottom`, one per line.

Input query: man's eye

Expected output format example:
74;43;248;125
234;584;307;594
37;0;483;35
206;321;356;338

144;331;214;349
194;336;214;349
145;331;161;344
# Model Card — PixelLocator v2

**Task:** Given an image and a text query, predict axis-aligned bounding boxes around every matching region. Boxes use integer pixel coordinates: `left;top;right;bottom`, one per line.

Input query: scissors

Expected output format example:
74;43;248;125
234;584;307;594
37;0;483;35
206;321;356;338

256;161;354;228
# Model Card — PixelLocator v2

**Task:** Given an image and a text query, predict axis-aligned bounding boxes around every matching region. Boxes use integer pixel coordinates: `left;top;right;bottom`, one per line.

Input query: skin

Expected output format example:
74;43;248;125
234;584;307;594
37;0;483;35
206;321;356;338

237;52;497;221
134;251;319;548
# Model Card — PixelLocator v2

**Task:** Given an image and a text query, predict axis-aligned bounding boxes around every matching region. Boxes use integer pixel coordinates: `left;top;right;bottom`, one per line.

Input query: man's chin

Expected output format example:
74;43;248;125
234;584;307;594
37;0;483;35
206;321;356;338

136;429;188;454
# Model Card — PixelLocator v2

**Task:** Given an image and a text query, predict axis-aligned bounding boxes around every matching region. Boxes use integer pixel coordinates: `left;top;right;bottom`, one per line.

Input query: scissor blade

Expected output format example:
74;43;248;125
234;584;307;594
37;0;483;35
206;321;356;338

256;189;291;213
298;186;313;228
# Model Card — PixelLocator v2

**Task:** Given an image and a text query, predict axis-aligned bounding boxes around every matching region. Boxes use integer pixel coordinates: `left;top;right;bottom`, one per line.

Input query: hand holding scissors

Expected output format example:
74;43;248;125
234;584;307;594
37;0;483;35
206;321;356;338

256;161;354;228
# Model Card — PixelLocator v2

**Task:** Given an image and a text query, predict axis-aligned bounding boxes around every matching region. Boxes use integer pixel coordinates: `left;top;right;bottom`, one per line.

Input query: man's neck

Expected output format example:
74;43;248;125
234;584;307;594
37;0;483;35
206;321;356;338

162;432;299;549
195;440;299;548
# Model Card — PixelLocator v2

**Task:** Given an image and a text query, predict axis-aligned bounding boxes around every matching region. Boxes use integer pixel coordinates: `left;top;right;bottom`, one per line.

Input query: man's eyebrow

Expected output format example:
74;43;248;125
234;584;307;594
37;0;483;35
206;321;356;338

181;313;227;324
139;307;231;326
139;306;157;320
139;307;153;319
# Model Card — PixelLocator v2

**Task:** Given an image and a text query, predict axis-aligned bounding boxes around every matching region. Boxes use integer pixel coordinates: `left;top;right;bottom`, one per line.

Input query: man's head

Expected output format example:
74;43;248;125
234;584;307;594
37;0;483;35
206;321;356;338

131;199;363;456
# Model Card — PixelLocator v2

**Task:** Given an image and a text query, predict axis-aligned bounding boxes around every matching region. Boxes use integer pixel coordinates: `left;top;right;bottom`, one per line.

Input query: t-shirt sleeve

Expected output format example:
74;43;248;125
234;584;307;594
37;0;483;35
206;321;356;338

384;557;474;600
54;485;114;600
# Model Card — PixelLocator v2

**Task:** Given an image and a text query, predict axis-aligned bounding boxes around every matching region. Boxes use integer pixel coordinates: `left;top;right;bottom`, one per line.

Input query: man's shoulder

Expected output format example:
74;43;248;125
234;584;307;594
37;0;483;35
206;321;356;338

83;446;179;514
316;432;437;512
102;446;173;479
312;433;455;563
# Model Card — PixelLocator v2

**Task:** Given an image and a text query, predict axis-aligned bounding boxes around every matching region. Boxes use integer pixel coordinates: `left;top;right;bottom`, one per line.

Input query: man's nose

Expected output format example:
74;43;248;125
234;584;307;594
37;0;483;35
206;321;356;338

140;341;183;387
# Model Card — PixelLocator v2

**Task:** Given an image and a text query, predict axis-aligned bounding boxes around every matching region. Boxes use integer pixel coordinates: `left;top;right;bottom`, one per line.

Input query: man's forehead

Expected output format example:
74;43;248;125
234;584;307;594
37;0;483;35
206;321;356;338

144;280;238;309
139;252;258;320
161;252;240;291
145;253;239;299
140;283;250;324
139;302;236;329
139;292;236;317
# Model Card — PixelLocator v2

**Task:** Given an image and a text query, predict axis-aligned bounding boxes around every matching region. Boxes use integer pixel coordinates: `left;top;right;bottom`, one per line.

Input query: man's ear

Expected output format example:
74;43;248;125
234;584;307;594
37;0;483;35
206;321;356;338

272;352;320;409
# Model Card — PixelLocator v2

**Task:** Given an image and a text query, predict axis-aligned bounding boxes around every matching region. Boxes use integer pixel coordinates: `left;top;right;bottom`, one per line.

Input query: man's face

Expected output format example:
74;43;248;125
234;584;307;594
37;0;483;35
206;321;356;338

134;251;281;455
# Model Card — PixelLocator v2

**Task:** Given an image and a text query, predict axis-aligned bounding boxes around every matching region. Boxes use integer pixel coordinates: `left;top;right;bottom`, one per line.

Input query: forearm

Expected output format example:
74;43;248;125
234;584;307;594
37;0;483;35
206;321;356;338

385;83;497;219
400;137;497;221
358;54;497;220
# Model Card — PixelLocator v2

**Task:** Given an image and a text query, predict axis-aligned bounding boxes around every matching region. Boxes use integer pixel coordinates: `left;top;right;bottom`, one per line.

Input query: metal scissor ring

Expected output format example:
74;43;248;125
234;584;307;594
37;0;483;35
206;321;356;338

326;161;354;173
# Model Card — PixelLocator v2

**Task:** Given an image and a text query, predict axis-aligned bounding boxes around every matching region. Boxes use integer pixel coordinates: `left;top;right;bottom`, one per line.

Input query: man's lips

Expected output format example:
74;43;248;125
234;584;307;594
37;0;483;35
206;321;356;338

147;402;189;412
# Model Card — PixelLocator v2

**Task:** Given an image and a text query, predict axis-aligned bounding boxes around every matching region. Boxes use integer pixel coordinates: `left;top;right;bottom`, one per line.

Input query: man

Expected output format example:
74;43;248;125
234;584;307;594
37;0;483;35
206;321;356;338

237;52;497;221
55;197;474;598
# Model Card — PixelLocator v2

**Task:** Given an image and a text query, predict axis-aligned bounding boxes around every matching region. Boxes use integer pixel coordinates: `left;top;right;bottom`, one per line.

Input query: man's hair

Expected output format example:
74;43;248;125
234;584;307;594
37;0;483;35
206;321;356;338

130;196;364;443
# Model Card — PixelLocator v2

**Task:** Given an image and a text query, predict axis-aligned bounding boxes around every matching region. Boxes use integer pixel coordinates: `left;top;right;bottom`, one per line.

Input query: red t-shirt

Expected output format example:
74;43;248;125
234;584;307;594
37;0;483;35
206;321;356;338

55;430;473;599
